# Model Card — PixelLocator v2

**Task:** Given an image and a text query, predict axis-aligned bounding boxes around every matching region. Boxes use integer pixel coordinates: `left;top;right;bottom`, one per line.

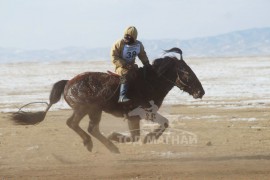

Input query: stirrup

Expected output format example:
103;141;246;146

118;96;131;103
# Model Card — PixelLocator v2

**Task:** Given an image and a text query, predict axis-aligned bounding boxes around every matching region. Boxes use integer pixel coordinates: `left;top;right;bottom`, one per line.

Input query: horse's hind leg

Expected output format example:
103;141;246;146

128;118;141;142
87;109;120;153
66;110;93;152
108;118;140;143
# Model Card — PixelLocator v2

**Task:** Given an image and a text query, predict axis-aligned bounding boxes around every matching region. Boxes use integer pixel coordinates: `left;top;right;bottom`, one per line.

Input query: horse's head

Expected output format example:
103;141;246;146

175;58;205;99
153;48;205;99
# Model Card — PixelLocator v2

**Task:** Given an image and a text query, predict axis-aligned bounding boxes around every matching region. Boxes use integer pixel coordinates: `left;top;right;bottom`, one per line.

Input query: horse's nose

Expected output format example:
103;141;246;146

198;89;205;97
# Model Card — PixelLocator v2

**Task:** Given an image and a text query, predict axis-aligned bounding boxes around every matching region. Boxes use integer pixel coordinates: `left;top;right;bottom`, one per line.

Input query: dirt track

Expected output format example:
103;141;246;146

1;104;270;179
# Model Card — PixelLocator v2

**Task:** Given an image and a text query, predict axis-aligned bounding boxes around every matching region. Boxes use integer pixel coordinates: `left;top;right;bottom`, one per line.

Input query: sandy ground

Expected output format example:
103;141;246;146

1;103;270;179
0;57;270;179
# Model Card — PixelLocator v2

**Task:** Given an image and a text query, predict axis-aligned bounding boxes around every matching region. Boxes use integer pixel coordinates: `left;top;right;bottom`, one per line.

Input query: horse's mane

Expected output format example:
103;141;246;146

125;56;179;108
152;56;178;76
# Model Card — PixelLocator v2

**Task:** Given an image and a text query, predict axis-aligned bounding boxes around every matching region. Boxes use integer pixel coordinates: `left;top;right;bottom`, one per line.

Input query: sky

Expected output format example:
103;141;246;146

0;0;270;50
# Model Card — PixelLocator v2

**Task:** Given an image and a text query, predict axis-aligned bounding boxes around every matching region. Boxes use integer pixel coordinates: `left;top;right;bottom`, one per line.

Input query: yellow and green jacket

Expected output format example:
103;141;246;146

111;39;149;70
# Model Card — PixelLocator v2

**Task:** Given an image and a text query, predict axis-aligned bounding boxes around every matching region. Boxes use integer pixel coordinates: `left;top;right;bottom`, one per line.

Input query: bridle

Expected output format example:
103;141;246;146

159;66;190;90
175;71;190;89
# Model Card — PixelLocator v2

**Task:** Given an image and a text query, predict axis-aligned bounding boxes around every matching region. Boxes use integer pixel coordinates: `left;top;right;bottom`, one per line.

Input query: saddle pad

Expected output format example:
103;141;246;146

107;70;120;77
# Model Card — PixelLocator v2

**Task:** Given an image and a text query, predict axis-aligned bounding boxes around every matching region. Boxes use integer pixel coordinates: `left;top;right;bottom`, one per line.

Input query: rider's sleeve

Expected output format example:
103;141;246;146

138;42;150;65
111;40;126;69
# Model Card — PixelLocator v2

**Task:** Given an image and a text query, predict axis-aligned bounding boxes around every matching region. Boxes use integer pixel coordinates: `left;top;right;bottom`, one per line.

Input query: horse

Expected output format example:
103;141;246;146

11;47;205;153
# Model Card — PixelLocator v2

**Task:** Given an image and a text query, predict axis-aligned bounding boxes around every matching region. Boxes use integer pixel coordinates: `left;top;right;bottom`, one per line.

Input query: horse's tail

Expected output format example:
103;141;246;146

11;80;68;125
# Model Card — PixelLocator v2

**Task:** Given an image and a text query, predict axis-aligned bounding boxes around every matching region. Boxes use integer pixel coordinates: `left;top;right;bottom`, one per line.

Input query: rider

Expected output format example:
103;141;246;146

111;26;151;103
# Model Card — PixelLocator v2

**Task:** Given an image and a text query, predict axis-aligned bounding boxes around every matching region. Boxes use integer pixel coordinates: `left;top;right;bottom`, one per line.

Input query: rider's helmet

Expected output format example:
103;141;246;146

123;26;138;44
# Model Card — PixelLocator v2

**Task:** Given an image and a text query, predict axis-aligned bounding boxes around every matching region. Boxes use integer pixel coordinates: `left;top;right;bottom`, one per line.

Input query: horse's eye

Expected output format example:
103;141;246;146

179;69;188;75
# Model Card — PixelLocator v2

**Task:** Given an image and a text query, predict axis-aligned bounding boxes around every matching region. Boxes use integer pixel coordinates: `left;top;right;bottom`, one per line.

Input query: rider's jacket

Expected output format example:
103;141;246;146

111;39;149;75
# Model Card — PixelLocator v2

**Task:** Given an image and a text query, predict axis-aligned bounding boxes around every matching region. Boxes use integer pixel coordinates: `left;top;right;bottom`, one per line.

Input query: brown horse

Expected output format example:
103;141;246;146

12;48;205;153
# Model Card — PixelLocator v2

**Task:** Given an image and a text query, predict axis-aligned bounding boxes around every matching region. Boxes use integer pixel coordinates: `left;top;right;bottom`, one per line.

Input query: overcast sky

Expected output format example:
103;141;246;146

0;0;270;50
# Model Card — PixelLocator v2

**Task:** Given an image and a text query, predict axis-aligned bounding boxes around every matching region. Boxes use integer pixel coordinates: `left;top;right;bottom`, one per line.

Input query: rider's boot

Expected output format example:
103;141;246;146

118;83;131;103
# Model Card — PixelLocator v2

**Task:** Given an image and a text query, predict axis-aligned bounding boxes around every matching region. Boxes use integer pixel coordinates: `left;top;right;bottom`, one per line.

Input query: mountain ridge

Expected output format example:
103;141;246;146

1;27;270;62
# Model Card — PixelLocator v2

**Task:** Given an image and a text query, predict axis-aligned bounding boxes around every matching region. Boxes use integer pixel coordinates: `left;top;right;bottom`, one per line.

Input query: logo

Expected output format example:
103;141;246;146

116;100;198;146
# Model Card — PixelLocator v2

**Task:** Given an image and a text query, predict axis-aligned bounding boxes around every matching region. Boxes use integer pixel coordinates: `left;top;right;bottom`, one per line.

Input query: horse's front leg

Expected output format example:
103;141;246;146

108;118;140;143
143;114;169;144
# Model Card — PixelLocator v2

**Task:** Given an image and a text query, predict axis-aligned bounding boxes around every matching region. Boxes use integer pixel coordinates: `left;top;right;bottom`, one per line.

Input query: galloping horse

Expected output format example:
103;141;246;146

12;48;205;153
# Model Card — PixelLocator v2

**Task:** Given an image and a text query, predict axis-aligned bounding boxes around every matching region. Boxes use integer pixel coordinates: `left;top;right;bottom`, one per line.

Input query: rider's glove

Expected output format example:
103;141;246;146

143;61;151;67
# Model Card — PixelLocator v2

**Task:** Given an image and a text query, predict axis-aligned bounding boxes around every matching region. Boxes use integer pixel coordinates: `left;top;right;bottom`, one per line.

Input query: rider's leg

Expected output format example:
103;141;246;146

117;68;131;103
119;81;131;103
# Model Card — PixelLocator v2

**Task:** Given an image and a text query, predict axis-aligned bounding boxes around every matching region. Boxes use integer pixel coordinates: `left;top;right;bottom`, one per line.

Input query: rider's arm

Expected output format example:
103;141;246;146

111;40;127;69
137;42;150;66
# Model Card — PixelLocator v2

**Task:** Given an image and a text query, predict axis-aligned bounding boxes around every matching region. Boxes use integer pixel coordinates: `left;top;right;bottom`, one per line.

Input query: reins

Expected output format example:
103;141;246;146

15;101;49;114
103;80;121;102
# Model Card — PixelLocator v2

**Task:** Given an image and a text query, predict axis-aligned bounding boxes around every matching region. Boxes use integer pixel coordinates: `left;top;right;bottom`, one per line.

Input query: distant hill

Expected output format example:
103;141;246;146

1;27;270;62
144;27;270;58
0;47;109;63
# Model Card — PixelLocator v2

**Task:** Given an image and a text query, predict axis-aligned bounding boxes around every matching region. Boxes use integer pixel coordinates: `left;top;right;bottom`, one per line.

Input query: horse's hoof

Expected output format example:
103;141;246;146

108;142;120;154
107;133;114;140
143;135;154;144
110;146;120;154
86;145;93;152
84;141;93;152
143;137;148;144
107;132;120;142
